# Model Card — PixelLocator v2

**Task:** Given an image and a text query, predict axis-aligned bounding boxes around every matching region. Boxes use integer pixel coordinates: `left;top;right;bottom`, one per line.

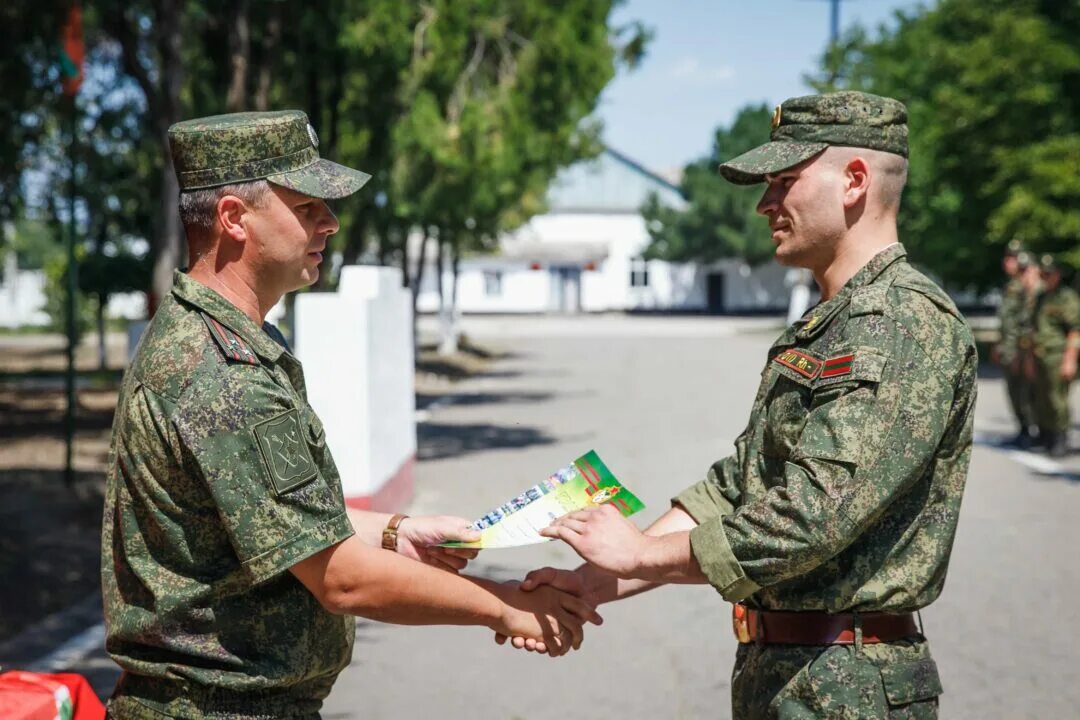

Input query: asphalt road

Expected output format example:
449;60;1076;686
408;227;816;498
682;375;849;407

321;315;1080;720
28;315;1080;719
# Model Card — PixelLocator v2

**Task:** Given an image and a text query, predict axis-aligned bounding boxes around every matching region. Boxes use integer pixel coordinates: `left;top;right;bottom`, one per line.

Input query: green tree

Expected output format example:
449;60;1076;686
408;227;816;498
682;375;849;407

808;0;1080;287
643;104;773;266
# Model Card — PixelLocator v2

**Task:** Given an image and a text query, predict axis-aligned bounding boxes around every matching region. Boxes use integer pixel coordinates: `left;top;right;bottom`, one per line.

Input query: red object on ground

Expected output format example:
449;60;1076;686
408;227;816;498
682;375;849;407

0;671;106;720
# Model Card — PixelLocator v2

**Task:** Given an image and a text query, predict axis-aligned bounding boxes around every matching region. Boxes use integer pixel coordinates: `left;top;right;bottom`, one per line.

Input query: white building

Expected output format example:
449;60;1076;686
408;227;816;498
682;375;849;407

416;147;792;315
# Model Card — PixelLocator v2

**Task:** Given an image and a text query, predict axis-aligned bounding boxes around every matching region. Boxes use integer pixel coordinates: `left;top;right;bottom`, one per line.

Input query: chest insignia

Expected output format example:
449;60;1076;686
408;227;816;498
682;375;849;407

773;349;822;379
821;354;855;379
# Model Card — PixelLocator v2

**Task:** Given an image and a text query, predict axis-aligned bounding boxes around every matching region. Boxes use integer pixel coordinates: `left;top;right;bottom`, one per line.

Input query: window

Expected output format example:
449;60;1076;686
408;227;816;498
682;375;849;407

483;270;503;297
629;257;649;287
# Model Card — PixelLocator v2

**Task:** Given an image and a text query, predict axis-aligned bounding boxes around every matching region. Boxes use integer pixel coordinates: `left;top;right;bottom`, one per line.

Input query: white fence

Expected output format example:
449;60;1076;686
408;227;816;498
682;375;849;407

294;266;416;510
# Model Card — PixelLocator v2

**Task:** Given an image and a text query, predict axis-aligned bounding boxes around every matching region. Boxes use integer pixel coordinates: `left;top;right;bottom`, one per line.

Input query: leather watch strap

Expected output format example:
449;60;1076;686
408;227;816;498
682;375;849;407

381;513;409;551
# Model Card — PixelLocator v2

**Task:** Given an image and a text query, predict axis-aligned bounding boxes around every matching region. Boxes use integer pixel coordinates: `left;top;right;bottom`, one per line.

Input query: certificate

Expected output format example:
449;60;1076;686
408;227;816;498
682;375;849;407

442;450;644;549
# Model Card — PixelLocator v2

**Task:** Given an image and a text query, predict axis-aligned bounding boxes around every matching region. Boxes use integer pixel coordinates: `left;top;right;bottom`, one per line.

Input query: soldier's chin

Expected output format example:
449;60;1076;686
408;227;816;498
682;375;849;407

773;243;801;267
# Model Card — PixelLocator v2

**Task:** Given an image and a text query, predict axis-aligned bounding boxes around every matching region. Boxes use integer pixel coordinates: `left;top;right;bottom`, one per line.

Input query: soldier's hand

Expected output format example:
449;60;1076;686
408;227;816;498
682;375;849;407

490;581;602;657
1062;356;1077;382
396;516;480;573
541;504;648;578
495;566;591;653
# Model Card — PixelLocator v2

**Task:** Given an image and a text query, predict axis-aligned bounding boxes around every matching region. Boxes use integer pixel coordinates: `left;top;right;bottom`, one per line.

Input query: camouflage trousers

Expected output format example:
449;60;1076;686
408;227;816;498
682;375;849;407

731;637;941;719
1003;357;1036;431
1034;353;1073;434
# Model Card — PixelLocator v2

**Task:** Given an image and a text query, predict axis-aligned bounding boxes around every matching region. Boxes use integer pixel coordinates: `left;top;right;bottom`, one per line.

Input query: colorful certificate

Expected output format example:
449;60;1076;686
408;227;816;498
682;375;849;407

442;450;644;549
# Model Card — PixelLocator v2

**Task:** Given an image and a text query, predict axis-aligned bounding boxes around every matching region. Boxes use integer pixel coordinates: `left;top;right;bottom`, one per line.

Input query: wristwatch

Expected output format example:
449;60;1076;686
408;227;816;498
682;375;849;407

381;513;409;551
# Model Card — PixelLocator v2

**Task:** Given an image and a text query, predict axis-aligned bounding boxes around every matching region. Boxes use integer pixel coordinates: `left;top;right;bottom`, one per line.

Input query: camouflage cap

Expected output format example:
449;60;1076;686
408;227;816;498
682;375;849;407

719;91;908;185
168;110;371;199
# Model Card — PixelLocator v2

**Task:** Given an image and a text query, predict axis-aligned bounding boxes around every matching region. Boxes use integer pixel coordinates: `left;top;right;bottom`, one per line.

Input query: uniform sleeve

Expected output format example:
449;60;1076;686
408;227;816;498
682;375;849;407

1065;291;1080;335
689;319;964;601
174;368;354;585
672;435;746;522
998;286;1019;349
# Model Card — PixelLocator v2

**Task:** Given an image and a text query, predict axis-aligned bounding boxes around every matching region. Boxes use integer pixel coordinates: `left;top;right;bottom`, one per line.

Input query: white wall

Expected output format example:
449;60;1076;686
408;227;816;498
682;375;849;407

295;266;416;508
0;265;147;328
414;212;797;315
0;268;50;328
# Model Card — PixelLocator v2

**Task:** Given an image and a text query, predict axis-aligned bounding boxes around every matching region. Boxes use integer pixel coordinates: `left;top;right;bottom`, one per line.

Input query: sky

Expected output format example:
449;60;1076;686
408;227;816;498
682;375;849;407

598;0;928;174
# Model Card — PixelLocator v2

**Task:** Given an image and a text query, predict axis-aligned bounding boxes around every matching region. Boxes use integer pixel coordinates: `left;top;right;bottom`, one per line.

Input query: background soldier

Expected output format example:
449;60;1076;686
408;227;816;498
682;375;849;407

1031;254;1080;457
509;92;976;719
995;243;1036;446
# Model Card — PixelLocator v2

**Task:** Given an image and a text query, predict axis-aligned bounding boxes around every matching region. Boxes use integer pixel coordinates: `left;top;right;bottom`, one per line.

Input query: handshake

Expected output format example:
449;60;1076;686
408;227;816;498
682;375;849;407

397;502;655;658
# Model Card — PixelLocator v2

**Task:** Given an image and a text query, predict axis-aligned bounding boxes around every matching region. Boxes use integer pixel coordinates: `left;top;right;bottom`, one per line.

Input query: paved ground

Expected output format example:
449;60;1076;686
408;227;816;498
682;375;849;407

13;315;1080;718
321;314;1080;720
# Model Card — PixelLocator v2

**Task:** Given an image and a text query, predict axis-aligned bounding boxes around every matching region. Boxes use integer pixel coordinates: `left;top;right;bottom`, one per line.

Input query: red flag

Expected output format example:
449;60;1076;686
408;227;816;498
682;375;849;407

59;2;84;96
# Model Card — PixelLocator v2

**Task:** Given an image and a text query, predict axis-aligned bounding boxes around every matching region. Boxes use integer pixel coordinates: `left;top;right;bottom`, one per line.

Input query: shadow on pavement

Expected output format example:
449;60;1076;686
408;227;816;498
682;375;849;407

0;468;105;645
415;390;554;411
418;422;556;461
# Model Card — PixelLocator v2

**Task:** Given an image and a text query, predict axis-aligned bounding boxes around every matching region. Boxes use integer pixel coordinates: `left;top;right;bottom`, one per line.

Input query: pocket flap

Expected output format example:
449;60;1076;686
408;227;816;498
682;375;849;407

880;658;943;705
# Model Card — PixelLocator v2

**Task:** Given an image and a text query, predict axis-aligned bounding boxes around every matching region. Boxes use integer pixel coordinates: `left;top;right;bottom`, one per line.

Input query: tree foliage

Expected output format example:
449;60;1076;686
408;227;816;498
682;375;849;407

643;104;774;266
808;0;1080;286
1;0;645;333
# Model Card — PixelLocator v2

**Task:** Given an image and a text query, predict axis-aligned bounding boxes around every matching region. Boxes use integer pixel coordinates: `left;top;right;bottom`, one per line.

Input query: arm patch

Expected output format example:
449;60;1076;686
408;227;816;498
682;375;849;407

253;409;317;494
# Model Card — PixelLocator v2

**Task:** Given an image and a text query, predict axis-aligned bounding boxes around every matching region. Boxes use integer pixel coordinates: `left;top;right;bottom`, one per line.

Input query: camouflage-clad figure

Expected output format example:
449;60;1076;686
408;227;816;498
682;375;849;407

103;273;355;719
997;244;1036;445
676;243;975;718
530;92;976;720
103;110;368;719
104;110;601;719
1030;255;1080;457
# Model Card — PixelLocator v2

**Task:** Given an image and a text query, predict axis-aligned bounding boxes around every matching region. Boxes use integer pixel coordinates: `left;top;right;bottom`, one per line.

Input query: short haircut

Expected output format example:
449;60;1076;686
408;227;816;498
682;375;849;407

825;147;908;212
178;180;271;235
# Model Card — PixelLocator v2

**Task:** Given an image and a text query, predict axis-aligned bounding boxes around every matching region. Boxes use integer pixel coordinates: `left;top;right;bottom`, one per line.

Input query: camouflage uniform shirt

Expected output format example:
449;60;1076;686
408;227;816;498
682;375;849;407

102;271;355;719
1033;284;1080;361
675;244;977;612
997;277;1025;364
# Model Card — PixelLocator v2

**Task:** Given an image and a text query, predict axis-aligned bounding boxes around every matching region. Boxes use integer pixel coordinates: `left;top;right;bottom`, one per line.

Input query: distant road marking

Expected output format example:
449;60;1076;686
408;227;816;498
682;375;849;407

973;431;1070;477
30;623;106;672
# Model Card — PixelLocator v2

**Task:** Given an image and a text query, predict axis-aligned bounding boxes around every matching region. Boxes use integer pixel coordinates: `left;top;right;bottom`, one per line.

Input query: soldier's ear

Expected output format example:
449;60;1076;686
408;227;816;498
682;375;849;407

842;156;870;209
217;195;249;243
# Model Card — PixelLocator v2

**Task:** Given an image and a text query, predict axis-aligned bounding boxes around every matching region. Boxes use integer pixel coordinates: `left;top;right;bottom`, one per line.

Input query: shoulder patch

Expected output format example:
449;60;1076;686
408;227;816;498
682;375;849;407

201;313;259;365
773;349;822;379
253;409;317;494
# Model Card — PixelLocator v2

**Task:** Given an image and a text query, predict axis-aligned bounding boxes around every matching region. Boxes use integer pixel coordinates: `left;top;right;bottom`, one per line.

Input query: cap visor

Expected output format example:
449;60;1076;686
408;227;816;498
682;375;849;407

267;158;372;199
718;141;829;185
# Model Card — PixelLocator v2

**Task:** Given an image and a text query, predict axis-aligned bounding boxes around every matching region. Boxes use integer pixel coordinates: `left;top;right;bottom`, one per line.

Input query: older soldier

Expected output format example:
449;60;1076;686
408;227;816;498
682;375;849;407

1031;255;1080;457
512;92;976;719
996;243;1037;446
101;111;599;720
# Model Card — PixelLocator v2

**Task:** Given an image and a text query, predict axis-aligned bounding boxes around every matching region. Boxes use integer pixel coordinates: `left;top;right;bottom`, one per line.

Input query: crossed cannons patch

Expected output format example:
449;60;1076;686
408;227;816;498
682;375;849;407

253;409;317;494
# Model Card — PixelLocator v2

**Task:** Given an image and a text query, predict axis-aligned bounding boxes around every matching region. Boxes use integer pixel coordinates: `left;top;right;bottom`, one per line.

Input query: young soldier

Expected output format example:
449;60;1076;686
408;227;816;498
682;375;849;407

512;92;976;720
1031;254;1080;457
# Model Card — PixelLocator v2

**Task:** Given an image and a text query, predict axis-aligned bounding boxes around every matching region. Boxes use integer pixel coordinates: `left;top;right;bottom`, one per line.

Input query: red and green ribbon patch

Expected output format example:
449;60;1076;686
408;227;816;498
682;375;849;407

821;354;854;379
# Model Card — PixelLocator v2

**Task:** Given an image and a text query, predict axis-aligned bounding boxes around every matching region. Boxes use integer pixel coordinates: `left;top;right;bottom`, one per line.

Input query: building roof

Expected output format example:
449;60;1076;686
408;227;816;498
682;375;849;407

545;147;687;214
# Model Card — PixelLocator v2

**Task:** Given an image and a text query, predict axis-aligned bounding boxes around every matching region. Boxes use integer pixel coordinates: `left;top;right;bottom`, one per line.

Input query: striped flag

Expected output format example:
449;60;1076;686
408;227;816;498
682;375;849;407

59;2;84;96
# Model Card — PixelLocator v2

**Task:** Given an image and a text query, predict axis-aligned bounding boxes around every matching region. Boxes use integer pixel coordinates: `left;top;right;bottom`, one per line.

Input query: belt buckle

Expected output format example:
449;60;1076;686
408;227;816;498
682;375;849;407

732;603;753;644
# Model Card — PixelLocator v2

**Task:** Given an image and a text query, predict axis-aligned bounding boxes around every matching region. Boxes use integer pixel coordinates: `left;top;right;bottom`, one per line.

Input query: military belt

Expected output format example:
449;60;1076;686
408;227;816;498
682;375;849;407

732;604;919;645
